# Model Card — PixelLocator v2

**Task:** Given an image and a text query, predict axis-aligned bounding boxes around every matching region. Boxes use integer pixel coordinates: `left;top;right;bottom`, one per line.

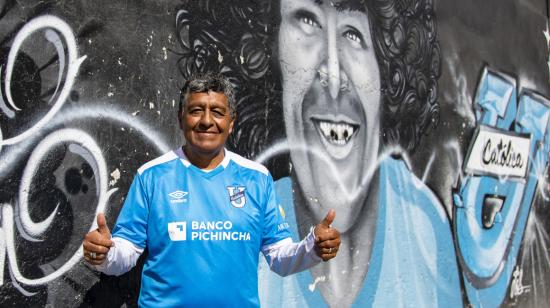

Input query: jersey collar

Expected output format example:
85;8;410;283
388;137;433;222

175;146;231;171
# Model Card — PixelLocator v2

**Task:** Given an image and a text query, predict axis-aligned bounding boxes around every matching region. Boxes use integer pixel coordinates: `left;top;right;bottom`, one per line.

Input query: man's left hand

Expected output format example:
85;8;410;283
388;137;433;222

314;209;341;261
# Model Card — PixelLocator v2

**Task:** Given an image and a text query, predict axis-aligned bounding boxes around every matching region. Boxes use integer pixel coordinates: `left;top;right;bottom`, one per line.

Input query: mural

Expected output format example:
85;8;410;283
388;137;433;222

0;0;549;307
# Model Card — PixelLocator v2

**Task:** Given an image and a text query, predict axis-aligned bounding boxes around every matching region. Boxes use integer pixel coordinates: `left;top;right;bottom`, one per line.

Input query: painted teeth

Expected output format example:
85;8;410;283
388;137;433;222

317;121;357;145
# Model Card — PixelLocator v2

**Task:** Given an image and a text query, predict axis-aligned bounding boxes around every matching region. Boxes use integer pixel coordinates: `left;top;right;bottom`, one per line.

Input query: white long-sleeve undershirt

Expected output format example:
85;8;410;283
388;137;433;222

94;229;321;277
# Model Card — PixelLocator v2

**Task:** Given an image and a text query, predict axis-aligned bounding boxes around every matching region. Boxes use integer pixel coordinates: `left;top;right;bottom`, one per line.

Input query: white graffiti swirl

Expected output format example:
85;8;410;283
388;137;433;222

0;68;15;119
0;104;172;181
44;28;67;105
1;15;87;146
0;13;168;293
255;140;406;205
0;129;116;286
18;129;112;239
254;139;289;166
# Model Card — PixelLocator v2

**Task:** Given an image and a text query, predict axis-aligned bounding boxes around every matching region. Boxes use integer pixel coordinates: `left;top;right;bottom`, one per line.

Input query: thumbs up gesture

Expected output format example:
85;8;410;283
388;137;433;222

83;213;113;265
314;209;341;261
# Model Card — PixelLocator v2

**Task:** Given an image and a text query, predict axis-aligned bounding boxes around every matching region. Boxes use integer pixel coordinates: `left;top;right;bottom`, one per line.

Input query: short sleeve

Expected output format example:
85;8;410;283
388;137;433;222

112;174;149;249
261;175;292;247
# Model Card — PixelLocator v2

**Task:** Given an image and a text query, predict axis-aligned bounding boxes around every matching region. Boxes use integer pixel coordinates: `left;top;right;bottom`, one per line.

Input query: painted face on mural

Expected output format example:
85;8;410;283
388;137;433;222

279;0;381;231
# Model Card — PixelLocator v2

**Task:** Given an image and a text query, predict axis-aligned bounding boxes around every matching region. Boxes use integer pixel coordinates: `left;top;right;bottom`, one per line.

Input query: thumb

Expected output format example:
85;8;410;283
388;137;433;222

97;213;111;237
319;209;336;228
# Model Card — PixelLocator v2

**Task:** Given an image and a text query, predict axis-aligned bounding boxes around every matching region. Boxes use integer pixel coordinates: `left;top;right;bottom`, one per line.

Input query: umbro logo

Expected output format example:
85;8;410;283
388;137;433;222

169;190;188;203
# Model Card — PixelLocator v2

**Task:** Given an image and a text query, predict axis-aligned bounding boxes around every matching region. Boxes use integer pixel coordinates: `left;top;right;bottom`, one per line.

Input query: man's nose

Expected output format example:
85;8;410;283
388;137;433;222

320;15;349;101
198;110;214;128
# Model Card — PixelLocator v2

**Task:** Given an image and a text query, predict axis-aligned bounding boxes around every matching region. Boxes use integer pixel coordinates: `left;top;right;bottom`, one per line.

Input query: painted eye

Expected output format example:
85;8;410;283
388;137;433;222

345;31;360;43
295;10;321;35
301;16;318;28
343;27;366;48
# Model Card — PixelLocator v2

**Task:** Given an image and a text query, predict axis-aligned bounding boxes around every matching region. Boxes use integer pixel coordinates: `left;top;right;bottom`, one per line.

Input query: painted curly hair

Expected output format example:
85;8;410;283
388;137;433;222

175;0;440;167
364;0;441;151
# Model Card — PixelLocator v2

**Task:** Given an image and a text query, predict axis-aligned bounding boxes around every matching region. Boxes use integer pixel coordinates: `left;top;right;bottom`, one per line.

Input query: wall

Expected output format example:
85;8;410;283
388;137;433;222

0;0;549;307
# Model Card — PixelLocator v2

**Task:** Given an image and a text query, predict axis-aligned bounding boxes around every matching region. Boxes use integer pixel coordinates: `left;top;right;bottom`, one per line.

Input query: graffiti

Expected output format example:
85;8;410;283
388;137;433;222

0;0;549;307
481;139;525;170
544;21;550;81
454;67;550;307
0;15;111;296
510;265;531;299
177;0;454;307
3;129;116;285
178;0;550;307
0;15;86;146
0;7;171;306
466;127;531;180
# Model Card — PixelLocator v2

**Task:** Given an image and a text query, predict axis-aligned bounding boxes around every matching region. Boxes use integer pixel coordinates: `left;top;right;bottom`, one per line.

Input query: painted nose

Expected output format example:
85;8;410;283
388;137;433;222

319;15;350;100
319;62;350;101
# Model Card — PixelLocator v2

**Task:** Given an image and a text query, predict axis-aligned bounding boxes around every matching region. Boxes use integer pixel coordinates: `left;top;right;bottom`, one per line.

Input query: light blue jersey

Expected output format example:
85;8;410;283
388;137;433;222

112;148;291;307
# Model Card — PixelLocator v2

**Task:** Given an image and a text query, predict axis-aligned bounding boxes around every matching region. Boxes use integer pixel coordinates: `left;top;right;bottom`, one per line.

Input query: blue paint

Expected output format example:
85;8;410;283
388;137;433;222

454;68;550;307
260;158;462;307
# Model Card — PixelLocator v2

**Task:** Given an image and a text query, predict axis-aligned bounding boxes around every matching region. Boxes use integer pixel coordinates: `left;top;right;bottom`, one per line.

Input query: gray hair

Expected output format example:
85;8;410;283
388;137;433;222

178;73;236;118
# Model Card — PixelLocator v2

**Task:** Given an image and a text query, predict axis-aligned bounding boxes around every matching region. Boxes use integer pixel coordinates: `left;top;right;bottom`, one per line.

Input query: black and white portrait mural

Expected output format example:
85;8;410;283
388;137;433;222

0;0;549;307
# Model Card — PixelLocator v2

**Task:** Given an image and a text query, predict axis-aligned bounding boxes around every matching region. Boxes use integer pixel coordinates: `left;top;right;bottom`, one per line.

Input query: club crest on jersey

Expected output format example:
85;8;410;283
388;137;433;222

227;186;246;208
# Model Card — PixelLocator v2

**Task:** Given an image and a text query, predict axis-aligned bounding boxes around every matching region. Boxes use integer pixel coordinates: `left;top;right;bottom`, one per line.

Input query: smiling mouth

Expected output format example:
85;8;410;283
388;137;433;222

313;119;359;145
195;130;218;135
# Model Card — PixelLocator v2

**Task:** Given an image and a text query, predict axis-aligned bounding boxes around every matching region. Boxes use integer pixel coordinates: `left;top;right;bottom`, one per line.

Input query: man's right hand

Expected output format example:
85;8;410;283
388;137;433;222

83;213;113;265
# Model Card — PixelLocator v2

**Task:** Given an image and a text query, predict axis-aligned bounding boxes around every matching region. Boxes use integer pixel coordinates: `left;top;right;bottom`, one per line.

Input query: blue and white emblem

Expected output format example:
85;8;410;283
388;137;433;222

227;186;246;208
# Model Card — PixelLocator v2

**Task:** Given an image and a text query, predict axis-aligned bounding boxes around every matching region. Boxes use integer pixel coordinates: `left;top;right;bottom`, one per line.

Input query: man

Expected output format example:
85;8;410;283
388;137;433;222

82;73;341;307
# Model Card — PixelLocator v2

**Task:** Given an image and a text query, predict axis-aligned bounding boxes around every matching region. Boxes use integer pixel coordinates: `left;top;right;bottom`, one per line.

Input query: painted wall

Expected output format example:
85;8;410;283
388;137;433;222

0;0;549;307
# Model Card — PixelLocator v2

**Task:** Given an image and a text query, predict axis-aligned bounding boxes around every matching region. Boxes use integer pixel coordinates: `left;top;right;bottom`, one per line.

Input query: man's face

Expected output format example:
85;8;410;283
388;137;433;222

279;0;381;231
179;91;234;156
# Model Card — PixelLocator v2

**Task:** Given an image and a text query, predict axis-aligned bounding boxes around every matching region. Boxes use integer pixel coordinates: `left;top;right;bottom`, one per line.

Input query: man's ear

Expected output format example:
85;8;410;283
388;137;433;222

178;110;185;130
228;114;236;134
